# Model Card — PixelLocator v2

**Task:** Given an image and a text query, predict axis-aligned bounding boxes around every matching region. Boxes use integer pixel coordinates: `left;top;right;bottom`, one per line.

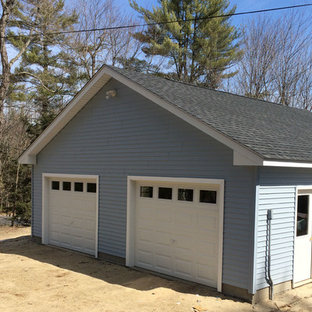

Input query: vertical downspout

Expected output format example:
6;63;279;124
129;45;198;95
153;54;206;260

266;209;274;300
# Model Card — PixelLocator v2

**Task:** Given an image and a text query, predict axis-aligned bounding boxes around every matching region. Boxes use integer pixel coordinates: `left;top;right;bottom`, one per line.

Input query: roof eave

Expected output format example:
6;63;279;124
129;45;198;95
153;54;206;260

262;160;312;168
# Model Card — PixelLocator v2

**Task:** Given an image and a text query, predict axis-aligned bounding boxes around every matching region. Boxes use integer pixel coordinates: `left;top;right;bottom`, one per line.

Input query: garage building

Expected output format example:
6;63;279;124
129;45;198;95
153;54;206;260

19;65;312;302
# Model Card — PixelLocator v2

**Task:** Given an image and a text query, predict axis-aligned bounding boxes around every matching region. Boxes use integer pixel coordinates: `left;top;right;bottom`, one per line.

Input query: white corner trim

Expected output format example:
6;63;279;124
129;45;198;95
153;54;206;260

41;173;99;258
263;161;312;168
126;175;224;292
18;64;263;166
251;184;260;294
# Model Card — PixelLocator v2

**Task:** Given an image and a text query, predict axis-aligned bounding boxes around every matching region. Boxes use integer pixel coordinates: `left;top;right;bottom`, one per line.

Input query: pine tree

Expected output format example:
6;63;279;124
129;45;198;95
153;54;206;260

13;0;79;132
130;0;241;88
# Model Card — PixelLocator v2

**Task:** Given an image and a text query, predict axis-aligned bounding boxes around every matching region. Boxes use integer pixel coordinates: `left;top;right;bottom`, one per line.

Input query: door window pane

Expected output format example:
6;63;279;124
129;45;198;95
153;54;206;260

63;182;71;191
200;190;217;204
140;186;153;198
178;188;193;201
74;182;83;192
158;187;172;200
52;181;59;190
87;183;97;193
297;195;309;236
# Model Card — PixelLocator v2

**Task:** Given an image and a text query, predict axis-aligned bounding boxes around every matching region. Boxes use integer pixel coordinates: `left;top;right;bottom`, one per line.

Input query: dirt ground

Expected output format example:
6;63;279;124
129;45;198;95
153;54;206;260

0;226;311;312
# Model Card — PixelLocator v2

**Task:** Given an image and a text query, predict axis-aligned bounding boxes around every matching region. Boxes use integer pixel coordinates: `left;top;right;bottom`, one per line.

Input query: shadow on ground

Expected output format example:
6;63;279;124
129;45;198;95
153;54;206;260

0;236;243;302
2;236;311;312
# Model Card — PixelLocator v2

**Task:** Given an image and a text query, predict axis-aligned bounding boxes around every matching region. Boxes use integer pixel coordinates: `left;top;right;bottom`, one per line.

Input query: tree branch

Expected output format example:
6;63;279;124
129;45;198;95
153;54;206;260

17;72;56;93
9;30;34;67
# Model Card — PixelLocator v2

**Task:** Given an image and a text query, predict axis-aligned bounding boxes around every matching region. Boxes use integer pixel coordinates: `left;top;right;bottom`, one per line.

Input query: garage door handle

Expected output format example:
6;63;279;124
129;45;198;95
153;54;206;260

170;239;176;244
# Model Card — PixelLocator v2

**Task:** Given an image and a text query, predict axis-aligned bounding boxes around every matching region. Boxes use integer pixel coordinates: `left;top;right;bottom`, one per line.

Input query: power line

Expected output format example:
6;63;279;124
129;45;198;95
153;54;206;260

1;3;312;39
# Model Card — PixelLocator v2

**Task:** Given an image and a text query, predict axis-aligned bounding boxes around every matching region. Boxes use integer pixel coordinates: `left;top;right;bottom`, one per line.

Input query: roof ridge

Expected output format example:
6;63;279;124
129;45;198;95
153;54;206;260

114;65;308;113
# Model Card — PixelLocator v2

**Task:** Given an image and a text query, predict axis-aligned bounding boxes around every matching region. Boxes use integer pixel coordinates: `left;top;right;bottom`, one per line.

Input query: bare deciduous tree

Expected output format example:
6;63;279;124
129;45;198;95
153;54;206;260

0;110;31;224
234;17;277;100
68;0;142;81
232;13;312;110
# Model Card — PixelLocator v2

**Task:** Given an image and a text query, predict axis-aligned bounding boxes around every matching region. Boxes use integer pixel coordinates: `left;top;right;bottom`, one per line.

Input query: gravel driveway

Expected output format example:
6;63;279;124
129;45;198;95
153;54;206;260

0;227;311;312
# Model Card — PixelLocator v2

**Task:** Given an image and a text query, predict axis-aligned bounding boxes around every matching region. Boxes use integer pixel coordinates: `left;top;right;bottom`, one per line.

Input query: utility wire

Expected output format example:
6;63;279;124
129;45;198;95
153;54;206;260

1;3;312;39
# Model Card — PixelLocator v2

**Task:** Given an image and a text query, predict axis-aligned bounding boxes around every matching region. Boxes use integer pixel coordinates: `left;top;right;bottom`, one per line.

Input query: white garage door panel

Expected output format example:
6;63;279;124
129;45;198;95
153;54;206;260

46;177;97;255
134;181;221;289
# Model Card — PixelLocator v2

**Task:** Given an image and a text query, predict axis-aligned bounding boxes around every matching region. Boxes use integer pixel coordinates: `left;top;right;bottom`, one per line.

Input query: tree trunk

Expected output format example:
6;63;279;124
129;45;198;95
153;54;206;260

0;0;16;123
91;54;96;78
10;161;20;226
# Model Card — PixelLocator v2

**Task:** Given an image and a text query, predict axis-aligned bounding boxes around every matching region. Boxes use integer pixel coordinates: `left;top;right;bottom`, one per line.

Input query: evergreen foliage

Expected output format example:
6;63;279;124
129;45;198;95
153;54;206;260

130;0;241;88
12;0;80;133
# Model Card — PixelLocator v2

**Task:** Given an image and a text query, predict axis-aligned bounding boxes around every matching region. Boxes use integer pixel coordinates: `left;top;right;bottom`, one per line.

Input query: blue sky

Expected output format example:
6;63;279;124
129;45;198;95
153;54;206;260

111;0;312;26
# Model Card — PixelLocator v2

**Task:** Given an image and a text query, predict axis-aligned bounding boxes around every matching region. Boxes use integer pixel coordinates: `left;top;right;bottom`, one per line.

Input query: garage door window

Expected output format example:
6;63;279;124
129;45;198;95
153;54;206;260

52;181;59;190
75;182;84;192
140;186;153;198
87;183;97;193
178;188;193;201
200;190;217;204
158;187;172;200
63;182;71;191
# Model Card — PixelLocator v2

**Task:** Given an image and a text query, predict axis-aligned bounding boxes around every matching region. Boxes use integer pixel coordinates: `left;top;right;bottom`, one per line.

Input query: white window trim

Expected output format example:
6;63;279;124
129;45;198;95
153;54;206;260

126;175;224;292
42;173;99;258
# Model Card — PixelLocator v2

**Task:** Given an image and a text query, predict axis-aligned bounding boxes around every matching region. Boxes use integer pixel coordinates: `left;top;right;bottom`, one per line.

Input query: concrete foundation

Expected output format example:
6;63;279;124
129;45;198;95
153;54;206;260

253;281;292;303
31;235;42;244
98;252;125;266
222;284;253;302
223;280;292;304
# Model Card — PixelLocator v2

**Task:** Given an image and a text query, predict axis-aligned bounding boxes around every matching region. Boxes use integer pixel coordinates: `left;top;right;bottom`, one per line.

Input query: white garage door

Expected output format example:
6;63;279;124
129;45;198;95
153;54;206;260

133;180;223;289
45;176;97;256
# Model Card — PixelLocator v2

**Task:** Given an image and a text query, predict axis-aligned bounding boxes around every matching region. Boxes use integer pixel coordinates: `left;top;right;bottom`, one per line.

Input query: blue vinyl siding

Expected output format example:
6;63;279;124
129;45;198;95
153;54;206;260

255;167;312;291
33;78;257;291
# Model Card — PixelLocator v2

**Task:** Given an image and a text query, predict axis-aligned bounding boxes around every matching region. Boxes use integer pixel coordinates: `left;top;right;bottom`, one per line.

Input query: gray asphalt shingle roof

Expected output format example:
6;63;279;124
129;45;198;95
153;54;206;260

111;66;312;162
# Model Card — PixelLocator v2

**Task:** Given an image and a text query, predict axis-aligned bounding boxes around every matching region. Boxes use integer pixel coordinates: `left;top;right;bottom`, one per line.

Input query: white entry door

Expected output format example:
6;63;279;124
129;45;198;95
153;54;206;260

294;192;312;284
133;180;223;289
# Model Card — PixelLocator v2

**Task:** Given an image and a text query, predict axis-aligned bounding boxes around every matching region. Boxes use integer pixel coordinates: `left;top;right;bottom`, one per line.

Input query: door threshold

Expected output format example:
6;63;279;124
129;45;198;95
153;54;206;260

293;278;312;288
